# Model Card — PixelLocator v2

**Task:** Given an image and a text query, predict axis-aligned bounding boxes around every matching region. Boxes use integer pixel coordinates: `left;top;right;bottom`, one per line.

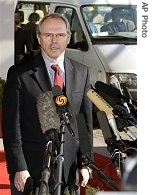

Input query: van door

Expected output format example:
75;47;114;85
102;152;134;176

53;5;107;85
54;7;86;65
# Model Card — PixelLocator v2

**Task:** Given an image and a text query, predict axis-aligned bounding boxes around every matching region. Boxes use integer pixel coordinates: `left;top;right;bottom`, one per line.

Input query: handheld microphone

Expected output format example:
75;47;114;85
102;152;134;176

37;91;61;195
87;89;136;177
87;89;121;140
37;91;60;134
96;110;112;141
52;86;74;136
95;81;129;102
37;91;61;148
76;113;120;191
95;81;137;107
109;75;123;94
52;86;70;118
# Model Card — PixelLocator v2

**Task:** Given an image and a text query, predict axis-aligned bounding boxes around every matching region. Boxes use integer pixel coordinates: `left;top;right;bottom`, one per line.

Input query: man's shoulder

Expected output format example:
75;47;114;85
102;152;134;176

123;19;134;25
7;61;32;79
65;56;88;70
8;52;42;77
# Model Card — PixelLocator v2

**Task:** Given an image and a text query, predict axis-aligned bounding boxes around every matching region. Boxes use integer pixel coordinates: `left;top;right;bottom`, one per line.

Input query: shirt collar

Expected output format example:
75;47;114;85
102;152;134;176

42;50;65;72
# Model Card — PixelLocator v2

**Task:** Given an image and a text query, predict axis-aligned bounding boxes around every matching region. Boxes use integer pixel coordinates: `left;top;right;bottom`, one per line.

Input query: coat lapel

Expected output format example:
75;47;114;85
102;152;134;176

64;57;75;102
31;53;52;92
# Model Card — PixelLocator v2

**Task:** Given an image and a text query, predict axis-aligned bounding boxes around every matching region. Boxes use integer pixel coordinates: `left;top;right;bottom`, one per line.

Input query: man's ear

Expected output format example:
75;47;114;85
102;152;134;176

37;33;41;45
67;32;72;44
67;35;71;44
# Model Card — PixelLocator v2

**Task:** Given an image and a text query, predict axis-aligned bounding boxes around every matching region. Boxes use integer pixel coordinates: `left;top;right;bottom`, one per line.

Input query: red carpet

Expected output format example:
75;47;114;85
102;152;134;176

0;150;10;195
0;151;121;195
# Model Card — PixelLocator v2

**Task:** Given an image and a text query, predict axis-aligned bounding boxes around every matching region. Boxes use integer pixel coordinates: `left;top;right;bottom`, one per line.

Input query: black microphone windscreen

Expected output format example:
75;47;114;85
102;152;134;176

76;113;91;154
95;81;129;101
37;91;60;133
23;177;33;195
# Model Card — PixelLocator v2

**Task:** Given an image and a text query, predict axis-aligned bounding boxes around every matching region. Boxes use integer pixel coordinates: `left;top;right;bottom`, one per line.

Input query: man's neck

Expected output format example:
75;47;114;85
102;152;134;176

41;50;65;64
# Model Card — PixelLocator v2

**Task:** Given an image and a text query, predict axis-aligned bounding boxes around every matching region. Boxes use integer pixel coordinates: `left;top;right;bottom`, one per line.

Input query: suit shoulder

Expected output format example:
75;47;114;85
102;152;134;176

7;52;43;78
7;58;34;80
66;56;88;70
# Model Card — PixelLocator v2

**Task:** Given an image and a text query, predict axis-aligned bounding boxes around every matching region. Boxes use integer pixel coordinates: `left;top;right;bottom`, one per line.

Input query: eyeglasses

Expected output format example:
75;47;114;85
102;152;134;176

40;33;68;40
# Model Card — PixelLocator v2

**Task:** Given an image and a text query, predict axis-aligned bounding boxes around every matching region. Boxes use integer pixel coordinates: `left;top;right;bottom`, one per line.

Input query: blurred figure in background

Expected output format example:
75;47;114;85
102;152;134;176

14;13;33;64
92;14;103;32
26;12;40;50
101;8;135;34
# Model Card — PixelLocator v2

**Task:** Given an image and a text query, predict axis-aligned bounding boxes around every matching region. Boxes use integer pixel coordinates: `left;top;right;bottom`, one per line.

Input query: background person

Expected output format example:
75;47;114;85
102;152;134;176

2;13;93;195
15;13;33;64
101;8;135;34
25;12;40;50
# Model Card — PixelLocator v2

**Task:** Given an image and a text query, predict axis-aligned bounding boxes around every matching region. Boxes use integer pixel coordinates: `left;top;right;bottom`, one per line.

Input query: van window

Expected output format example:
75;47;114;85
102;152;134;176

16;2;50;24
81;5;137;39
55;6;88;51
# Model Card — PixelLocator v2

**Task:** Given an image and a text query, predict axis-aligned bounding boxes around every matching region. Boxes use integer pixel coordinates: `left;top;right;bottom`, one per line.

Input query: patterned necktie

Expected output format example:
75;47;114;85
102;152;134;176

51;64;63;90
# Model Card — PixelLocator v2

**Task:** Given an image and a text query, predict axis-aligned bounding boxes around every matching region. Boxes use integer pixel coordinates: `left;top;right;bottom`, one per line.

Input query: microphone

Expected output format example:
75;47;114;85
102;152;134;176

77;114;121;190
37;91;60;134
52;86;70;116
87;89;121;140
52;86;74;136
96;110;112;141
76;113;120;191
37;91;61;195
86;89;137;177
95;81;130;102
95;81;137;107
87;89;136;140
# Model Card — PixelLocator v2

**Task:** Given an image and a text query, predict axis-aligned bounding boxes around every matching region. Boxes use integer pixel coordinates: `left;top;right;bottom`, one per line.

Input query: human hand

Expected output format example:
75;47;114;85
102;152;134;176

14;170;30;192
75;168;90;187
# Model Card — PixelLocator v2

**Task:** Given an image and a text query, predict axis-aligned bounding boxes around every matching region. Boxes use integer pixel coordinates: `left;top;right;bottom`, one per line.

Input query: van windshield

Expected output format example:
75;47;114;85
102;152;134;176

81;5;137;39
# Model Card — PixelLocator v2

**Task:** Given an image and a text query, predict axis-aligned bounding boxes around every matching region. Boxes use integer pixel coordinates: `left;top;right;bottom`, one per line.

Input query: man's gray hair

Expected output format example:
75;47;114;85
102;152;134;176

37;12;71;35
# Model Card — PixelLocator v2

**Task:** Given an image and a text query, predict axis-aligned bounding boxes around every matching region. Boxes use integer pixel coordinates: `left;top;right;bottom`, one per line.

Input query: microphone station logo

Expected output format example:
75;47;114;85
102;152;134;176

55;95;67;106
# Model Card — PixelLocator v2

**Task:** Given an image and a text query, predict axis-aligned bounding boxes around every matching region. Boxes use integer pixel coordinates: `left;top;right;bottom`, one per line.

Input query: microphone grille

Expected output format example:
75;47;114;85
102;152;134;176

37;91;60;133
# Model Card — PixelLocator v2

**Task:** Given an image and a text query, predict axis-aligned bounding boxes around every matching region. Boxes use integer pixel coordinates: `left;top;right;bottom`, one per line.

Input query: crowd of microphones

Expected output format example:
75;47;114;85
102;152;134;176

24;80;137;194
37;86;75;195
87;80;137;191
23;86;74;195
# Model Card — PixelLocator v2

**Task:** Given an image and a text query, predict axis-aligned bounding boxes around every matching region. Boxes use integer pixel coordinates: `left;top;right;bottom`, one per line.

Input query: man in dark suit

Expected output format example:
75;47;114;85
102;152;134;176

2;13;93;195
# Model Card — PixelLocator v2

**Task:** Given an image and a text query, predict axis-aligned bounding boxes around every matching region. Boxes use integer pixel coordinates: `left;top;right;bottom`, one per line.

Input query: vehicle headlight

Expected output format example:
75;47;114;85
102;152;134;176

108;73;137;100
117;73;137;88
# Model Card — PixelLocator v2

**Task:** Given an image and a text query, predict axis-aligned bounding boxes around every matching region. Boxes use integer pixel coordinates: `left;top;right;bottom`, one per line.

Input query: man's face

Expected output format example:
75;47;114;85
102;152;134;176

112;13;121;23
37;17;71;60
